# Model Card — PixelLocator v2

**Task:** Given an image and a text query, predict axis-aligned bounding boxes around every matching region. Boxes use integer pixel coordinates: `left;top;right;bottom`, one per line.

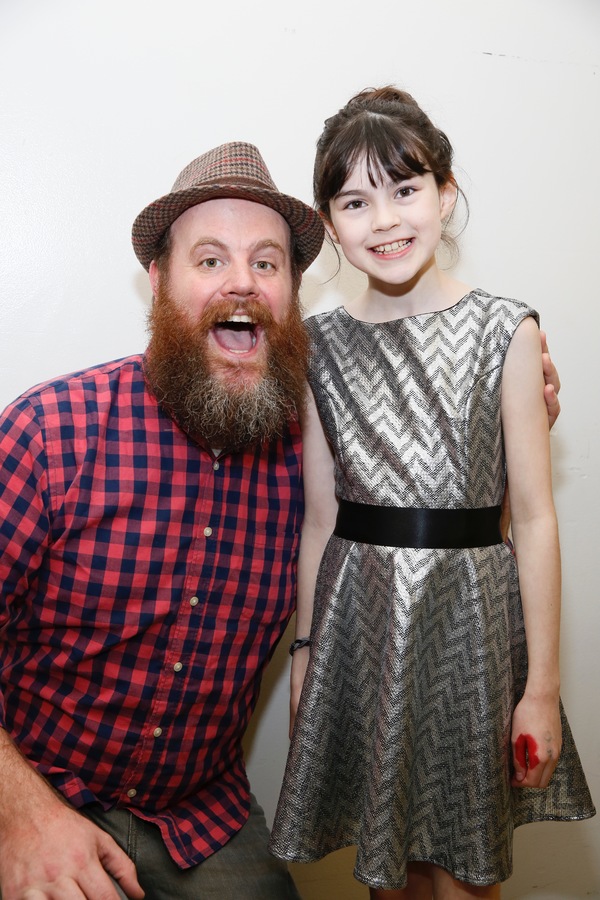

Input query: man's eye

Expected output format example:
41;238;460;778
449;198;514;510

201;257;221;268
254;260;274;270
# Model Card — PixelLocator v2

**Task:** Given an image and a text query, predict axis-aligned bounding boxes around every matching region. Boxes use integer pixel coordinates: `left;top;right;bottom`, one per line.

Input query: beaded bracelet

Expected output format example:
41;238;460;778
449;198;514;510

289;637;311;655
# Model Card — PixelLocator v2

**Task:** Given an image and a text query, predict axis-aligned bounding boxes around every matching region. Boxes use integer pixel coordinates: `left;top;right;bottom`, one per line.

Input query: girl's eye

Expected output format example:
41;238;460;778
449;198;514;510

344;199;366;210
396;186;415;198
201;257;222;268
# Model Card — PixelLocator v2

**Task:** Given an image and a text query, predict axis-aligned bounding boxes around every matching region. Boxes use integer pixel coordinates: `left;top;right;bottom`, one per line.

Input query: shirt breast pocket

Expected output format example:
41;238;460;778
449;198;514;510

210;527;299;626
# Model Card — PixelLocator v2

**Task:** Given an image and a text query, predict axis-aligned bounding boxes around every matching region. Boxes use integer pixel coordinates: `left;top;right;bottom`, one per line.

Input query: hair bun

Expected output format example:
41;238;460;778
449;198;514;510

348;86;420;109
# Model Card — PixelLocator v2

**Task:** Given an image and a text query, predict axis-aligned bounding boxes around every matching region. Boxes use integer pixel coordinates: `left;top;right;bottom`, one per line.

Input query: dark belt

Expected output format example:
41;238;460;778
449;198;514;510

334;499;502;549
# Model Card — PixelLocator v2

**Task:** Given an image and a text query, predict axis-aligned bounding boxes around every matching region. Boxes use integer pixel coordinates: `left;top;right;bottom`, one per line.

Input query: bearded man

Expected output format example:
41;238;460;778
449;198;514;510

0;143;323;900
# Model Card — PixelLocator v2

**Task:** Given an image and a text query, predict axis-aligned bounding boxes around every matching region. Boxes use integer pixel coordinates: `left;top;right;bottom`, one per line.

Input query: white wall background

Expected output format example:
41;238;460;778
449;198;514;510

1;1;598;896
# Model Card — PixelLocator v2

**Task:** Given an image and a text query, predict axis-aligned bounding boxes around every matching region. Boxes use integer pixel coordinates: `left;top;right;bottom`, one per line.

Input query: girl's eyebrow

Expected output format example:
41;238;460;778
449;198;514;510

336;175;416;198
335;188;367;197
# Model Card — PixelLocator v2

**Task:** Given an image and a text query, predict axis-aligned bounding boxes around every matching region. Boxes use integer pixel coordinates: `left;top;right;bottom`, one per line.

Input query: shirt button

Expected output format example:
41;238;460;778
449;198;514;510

213;461;220;471
203;526;213;537
189;596;199;607
153;727;163;738
127;788;137;798
173;662;183;672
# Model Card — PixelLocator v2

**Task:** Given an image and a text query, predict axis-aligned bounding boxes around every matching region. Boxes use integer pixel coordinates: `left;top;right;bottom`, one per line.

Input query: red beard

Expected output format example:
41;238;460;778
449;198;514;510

144;283;309;451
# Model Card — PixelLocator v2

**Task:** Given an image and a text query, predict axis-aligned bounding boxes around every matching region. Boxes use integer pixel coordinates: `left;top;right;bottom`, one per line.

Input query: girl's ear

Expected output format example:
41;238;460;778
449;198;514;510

439;178;458;221
319;210;340;244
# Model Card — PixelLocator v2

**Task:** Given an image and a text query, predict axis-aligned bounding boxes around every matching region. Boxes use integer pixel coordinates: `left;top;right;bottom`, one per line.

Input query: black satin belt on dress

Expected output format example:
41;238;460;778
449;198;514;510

334;500;503;549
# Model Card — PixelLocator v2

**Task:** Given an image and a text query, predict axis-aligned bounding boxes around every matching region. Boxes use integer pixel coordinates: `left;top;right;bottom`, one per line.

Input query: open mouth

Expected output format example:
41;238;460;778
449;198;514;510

371;238;413;255
212;314;262;355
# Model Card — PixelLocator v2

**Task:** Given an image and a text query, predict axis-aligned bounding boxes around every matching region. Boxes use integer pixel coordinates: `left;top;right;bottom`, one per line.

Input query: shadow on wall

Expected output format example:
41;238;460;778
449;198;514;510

290;847;368;899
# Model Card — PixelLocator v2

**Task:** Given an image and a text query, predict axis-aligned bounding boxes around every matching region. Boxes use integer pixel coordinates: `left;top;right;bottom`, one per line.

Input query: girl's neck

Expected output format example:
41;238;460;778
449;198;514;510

345;267;472;324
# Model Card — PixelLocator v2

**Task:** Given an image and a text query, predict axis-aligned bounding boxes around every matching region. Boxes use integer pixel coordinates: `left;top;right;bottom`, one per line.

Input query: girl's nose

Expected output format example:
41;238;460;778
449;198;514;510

372;201;401;232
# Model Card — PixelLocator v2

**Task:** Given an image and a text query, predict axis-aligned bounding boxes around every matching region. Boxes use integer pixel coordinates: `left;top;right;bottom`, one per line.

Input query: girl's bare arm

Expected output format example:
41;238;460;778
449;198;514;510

289;388;338;736
501;316;562;788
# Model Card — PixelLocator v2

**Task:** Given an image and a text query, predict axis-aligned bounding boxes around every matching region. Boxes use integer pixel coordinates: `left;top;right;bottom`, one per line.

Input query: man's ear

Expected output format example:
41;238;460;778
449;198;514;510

319;211;339;244
149;260;160;296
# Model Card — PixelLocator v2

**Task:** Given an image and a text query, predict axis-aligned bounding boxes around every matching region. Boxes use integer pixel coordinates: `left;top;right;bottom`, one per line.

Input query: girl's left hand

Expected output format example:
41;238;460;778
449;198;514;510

510;692;562;788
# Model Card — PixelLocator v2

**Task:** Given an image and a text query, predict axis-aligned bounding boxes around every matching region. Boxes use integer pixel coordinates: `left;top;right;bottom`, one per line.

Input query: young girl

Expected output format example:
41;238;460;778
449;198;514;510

269;87;595;899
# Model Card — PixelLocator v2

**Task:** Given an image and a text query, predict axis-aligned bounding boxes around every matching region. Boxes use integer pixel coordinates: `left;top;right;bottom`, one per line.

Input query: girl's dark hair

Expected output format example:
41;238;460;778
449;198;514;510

314;86;467;256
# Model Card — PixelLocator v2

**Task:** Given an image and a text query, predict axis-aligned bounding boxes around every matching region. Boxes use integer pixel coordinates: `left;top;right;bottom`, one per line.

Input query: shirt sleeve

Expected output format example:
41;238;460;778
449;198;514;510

0;396;51;616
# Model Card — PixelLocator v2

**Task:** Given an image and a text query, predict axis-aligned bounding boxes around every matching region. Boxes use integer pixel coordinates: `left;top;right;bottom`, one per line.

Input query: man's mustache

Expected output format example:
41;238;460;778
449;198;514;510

194;298;277;334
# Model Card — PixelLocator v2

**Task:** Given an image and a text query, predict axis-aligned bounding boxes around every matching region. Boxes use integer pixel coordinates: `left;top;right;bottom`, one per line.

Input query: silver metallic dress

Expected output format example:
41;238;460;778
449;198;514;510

269;290;595;889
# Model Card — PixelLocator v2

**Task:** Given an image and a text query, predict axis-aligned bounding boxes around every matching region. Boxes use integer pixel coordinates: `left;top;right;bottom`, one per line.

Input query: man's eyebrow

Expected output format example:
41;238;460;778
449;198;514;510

188;238;286;255
251;239;286;255
189;237;228;254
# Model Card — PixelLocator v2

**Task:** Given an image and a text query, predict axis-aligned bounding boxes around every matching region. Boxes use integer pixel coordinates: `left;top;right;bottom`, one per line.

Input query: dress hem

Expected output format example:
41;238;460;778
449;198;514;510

269;808;596;889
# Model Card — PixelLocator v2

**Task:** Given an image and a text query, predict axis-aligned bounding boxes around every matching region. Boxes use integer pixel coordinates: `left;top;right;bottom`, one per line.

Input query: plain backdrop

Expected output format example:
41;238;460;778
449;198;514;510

0;1;598;896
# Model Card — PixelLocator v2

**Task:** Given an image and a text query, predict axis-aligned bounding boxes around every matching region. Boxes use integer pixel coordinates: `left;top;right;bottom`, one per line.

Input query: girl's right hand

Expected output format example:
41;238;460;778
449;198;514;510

289;648;310;738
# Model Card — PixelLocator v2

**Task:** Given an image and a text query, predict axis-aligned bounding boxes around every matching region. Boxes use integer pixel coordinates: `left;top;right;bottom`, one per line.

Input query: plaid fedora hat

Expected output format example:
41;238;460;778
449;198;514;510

132;141;324;272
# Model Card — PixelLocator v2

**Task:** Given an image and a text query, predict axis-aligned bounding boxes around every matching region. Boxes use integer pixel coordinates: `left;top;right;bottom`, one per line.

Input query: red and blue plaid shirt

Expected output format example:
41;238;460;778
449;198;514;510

0;355;303;868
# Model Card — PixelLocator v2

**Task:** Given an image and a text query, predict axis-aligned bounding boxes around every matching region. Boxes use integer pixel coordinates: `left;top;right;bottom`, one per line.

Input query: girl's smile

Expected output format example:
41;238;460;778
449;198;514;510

370;237;413;256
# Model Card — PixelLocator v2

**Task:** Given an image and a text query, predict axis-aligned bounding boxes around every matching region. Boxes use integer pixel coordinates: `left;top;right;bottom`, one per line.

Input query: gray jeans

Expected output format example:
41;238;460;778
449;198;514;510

84;794;301;900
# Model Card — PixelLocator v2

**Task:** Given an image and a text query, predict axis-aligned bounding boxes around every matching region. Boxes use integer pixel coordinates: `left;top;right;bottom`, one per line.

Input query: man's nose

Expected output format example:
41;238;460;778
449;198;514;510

221;261;259;296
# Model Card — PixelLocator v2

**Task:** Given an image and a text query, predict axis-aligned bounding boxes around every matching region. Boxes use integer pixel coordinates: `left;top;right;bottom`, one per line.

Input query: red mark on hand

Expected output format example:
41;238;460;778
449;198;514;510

515;733;540;769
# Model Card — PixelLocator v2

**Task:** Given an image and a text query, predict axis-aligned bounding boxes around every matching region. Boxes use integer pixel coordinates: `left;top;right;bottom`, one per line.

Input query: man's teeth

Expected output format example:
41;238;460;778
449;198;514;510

215;314;258;350
226;314;255;324
372;239;411;254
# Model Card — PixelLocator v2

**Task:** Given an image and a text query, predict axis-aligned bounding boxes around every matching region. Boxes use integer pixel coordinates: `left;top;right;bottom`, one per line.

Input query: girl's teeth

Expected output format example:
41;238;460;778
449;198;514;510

374;240;410;253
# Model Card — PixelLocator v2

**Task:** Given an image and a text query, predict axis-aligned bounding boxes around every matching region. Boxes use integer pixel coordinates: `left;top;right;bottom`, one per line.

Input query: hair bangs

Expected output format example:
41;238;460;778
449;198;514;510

359;116;429;188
